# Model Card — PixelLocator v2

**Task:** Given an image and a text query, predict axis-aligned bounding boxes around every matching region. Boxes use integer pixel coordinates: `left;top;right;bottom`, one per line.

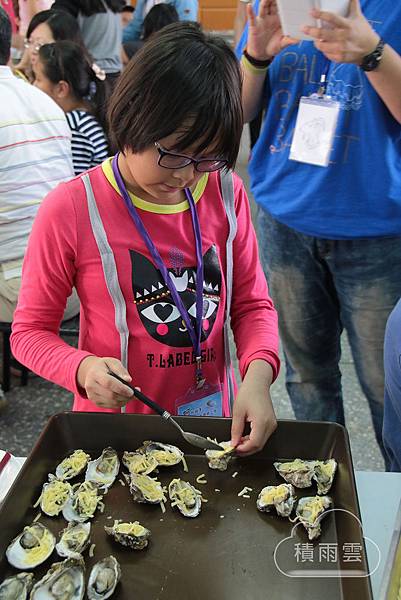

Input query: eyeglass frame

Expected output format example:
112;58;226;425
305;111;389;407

24;39;45;53
154;142;227;173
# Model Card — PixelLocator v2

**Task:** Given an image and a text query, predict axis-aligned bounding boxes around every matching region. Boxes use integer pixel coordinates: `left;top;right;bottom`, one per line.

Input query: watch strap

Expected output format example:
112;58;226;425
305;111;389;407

360;38;385;72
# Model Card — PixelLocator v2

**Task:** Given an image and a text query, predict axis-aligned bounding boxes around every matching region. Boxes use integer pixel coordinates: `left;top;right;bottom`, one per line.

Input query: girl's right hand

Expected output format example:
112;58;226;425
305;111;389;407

77;356;134;409
246;0;297;61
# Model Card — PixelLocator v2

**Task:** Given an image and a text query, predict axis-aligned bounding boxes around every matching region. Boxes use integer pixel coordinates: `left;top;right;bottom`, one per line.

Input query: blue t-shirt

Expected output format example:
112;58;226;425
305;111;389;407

237;0;401;239
123;0;198;42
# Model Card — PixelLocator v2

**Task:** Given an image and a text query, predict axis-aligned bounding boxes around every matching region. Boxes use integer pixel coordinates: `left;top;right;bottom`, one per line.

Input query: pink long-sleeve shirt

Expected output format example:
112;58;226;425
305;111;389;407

11;160;279;414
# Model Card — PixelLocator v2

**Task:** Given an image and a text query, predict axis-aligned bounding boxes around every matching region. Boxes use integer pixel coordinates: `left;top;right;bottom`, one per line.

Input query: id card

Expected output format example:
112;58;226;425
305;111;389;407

175;382;223;417
290;95;340;167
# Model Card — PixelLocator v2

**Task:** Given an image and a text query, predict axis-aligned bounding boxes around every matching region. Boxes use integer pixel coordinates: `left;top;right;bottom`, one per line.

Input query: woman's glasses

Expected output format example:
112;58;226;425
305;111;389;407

24;39;45;53
155;142;227;173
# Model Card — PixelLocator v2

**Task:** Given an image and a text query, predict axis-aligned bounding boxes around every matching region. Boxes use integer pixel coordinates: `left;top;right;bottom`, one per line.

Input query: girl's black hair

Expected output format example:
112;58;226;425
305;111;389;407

38;41;106;129
0;6;12;65
26;10;84;46
142;4;179;40
76;0;126;16
108;22;243;170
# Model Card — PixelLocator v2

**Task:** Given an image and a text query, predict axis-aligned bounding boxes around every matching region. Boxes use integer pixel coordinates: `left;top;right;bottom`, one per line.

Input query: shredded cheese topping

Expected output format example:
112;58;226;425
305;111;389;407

260;485;289;505
300;497;328;524
40;480;71;515
57;450;90;480
17;526;54;567
72;482;100;517
113;521;146;537
131;474;166;503
60;526;88;550
123;452;158;475
169;479;199;511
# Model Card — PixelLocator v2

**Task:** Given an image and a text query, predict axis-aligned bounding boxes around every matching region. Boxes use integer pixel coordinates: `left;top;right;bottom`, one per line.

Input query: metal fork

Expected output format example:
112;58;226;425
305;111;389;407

108;371;223;452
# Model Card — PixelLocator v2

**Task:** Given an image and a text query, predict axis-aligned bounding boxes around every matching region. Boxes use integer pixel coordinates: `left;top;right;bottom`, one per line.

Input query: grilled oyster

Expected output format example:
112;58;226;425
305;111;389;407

292;495;332;540
168;478;202;518
30;557;85;600
205;441;235;471
256;484;296;518
55;450;91;481
313;459;337;495
124;472;166;507
6;522;55;570
85;448;120;489
38;477;72;516
122;451;158;476
138;441;187;470
105;520;151;550
87;556;121;600
62;480;105;522
0;572;34;600
56;521;91;559
274;459;316;488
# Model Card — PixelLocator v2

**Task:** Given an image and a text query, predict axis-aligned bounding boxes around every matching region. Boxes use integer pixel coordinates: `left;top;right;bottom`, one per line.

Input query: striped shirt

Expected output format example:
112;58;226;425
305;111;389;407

0;66;73;263
66;110;109;176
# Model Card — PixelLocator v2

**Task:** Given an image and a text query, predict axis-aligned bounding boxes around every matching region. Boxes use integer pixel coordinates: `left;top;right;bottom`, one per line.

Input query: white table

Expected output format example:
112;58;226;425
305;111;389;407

355;471;401;599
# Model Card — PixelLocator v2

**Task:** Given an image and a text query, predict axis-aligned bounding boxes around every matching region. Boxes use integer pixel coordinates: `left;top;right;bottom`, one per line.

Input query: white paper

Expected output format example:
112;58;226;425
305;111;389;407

289;96;340;167
0;450;26;504
276;0;350;40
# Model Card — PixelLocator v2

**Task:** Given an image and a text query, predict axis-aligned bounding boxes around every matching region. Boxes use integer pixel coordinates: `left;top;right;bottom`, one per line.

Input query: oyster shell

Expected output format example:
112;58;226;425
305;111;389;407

205;441;235;471
292;495;332;540
87;556;121;600
38;477;72;517
122;451;158;476
0;572;34;600
168;478;202;518
313;459;337;495
6;522;56;570
105;520;151;550
85;448;120;489
124;472;166;507
256;484;296;517
56;521;91;559
55;450;91;481
138;441;186;470
62;481;105;522
274;459;316;488
30;557;85;600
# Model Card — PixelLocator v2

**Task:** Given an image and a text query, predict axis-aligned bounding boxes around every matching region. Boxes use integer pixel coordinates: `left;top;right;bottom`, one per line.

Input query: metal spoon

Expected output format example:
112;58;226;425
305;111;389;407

108;371;223;452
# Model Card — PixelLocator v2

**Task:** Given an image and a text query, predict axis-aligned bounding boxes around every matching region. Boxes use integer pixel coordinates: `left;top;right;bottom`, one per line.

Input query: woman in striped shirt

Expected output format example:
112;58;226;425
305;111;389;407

33;40;109;174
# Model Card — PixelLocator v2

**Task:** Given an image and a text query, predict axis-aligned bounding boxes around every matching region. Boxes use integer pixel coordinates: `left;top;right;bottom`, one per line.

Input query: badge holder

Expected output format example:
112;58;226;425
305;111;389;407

175;380;223;417
290;70;340;167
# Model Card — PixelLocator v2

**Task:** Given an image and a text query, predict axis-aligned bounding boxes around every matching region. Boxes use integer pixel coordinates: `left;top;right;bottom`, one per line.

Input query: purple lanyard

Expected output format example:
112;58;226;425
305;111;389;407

112;154;205;387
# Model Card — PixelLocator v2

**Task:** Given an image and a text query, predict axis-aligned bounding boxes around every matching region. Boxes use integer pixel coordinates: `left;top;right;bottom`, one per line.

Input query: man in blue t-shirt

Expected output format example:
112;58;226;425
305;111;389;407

238;0;401;467
122;0;198;42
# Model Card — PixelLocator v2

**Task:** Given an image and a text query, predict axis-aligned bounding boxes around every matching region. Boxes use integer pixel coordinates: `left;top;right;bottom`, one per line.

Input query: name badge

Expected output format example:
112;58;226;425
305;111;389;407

290;95;340;167
175;382;223;417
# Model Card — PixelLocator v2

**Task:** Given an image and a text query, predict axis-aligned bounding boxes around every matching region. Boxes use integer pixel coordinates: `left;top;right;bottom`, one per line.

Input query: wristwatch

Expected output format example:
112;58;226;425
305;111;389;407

360;38;385;72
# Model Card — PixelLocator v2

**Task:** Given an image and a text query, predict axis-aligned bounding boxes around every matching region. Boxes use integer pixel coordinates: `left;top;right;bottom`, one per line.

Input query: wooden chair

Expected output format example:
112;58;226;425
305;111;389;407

0;315;79;392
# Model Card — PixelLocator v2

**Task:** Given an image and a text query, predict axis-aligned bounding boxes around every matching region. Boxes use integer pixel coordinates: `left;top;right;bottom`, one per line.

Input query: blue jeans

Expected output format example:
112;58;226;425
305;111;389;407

257;210;401;466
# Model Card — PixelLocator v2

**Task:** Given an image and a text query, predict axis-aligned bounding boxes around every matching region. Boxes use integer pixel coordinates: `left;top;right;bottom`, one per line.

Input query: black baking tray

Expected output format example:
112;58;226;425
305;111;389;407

0;413;372;599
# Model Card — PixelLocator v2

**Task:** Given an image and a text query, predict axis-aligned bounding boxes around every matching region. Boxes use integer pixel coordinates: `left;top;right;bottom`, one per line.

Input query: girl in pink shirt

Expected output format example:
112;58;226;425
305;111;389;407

11;22;280;456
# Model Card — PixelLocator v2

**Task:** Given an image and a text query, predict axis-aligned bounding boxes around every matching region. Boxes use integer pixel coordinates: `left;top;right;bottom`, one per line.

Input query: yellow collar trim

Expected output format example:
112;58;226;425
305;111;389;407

102;157;208;214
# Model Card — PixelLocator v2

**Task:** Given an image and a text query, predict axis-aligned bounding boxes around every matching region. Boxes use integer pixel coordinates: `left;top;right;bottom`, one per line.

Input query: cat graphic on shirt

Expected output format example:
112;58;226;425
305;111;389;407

130;246;222;347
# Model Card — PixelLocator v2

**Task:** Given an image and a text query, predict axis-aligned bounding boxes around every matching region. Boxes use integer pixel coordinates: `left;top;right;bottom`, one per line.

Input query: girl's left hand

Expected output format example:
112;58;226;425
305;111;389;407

230;361;277;456
303;0;379;65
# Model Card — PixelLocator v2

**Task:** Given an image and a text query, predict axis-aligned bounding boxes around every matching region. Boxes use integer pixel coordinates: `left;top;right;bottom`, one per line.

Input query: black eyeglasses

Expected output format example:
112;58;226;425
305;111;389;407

155;142;227;173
